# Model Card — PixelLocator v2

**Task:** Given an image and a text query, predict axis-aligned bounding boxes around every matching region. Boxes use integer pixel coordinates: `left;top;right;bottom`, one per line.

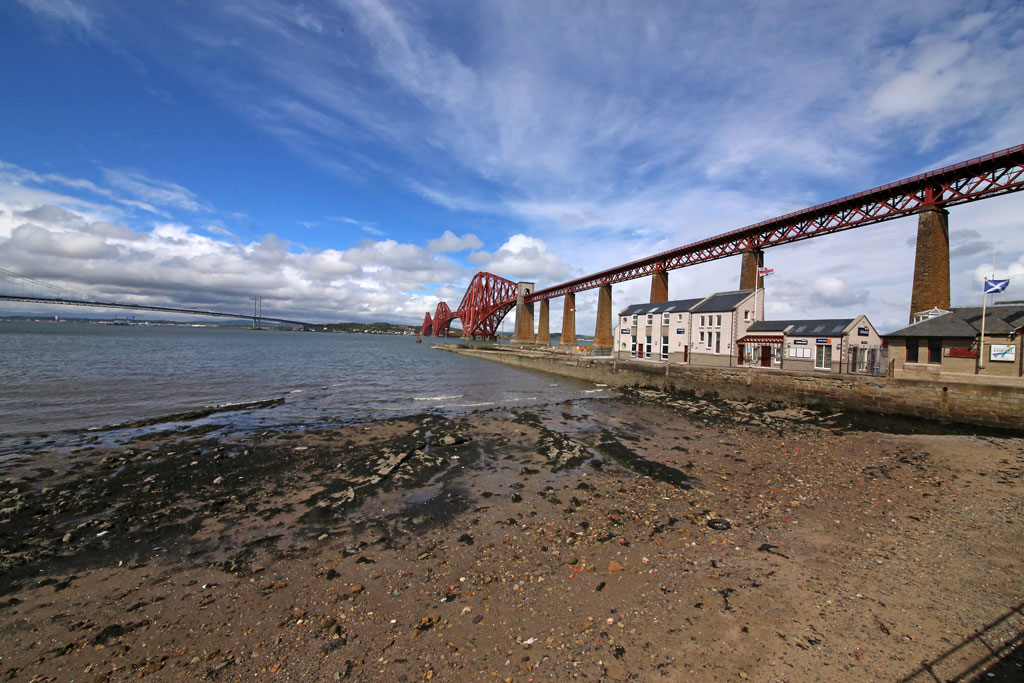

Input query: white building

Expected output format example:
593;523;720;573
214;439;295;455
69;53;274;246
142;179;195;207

616;297;704;362
615;289;762;366
739;316;883;373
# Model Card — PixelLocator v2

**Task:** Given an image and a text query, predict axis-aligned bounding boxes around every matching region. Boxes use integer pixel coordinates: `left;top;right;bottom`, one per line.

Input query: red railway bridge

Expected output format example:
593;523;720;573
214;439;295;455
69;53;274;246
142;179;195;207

422;144;1024;348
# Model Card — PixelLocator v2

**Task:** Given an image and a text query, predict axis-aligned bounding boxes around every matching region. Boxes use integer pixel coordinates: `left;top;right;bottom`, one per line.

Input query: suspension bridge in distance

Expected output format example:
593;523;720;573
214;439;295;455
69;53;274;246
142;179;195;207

0;268;312;328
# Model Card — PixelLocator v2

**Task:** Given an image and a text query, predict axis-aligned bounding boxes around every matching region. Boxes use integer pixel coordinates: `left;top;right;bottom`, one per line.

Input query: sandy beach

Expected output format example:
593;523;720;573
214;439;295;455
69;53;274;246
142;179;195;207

1;388;1021;681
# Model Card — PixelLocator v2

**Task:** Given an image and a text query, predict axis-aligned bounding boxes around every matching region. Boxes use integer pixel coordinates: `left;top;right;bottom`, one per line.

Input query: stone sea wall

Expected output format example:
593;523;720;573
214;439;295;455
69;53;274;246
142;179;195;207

448;347;1024;430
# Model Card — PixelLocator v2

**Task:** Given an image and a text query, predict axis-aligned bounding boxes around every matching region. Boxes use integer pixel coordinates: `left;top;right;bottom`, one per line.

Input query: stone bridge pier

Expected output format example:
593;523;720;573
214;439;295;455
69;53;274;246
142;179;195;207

512;281;535;344
739;248;764;291
909;206;950;321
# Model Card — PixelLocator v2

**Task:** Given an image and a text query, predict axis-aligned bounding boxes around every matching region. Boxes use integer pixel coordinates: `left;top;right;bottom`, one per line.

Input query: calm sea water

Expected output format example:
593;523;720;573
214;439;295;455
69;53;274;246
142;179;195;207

0;321;607;454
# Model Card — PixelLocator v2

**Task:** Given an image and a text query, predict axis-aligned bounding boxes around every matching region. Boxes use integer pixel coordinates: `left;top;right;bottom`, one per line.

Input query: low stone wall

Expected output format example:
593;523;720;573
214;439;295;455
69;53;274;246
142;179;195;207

446;347;1024;431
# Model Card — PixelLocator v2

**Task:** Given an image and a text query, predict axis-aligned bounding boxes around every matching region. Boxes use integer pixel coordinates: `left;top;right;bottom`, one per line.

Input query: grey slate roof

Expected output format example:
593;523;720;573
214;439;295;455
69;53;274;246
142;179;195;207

689;290;754;313
748;318;863;336
619;297;704;316
885;304;1024;338
785;319;855;337
747;320;793;333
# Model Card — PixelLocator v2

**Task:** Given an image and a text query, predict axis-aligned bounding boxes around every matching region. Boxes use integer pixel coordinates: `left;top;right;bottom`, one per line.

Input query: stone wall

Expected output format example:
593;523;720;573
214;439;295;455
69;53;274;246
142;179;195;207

447;347;1024;430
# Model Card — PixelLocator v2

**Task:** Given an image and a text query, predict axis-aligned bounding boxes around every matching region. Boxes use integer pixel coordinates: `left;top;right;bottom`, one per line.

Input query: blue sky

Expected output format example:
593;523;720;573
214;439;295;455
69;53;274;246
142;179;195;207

0;0;1022;331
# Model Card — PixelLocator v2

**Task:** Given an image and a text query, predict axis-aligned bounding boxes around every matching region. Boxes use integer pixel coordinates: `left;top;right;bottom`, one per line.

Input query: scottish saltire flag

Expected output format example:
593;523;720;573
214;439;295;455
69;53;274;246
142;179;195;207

984;278;1009;294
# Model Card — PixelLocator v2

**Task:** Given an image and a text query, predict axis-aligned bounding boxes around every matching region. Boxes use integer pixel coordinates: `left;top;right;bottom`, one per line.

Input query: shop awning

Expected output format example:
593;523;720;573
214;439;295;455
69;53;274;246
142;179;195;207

736;334;784;345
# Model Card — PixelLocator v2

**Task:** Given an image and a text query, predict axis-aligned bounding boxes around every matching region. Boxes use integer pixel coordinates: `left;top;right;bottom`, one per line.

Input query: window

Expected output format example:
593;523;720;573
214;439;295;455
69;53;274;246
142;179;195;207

815;344;832;370
700;315;705;326
630;338;636;358
743;310;750;322
632;314;638;326
789;347;812;358
663;312;670;326
699;331;705;343
774;347;782;364
906;339;919;363
716;315;722;326
646;313;653;325
646;335;653;357
661;335;669;360
677;314;684;322
715;332;721;353
927;339;942;364
707;333;712;350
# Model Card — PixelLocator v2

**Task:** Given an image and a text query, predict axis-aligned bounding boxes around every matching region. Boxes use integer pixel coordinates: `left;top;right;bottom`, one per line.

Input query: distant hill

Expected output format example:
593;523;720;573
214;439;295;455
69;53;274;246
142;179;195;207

319;321;420;334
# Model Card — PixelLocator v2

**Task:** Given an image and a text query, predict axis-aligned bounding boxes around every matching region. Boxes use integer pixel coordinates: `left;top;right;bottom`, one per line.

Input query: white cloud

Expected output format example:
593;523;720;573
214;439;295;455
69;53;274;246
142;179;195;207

16;0;97;36
468;234;572;282
427;230;482;252
102;168;212;214
0;171;477;323
9;222;121;260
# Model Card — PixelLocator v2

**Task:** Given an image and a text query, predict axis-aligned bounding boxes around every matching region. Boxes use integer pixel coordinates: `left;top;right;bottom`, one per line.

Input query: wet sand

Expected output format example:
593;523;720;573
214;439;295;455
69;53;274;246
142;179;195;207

0;388;1022;681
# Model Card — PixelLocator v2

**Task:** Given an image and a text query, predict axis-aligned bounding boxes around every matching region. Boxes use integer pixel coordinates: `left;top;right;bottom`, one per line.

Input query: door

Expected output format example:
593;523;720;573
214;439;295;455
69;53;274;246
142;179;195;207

737;343;744;365
760;346;771;367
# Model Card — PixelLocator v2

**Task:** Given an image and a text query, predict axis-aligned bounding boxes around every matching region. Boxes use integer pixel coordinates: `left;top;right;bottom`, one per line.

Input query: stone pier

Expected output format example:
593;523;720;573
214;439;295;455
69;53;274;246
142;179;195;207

739;249;764;291
650;270;668;302
536;299;550;345
560;293;576;347
909;207;950;321
512;281;536;344
593;284;613;353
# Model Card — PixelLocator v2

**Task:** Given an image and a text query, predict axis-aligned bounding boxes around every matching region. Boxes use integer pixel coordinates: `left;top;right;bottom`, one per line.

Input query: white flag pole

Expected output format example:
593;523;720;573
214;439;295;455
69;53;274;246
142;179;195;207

979;275;991;371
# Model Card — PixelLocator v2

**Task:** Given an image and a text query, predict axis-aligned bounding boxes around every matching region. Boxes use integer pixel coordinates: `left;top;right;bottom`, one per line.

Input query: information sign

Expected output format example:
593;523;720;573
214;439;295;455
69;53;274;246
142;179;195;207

990;345;1016;362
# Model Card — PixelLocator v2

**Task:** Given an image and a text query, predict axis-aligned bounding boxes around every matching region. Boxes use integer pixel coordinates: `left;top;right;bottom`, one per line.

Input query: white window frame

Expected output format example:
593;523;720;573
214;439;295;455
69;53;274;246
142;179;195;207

646;335;653;357
699;331;705;343
662;312;670;326
661;335;669;360
700;315;705;326
632;314;638;326
630;338;636;358
646;313;653;325
716;314;722;326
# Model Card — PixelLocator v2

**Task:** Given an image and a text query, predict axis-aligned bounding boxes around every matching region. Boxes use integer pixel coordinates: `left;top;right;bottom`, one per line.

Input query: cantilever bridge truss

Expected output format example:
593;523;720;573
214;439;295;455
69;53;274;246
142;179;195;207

424;144;1024;324
421;271;517;339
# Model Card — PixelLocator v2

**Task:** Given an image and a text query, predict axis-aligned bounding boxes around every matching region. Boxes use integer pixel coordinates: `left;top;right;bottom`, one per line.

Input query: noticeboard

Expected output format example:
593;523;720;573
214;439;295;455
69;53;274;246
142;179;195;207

990;345;1016;362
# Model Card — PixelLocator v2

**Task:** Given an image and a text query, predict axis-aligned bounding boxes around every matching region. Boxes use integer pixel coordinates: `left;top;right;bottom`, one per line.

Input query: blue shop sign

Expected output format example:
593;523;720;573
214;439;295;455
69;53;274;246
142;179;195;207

857;327;869;336
620;328;630;334
816;338;831;344
793;339;808;345
676;328;685;334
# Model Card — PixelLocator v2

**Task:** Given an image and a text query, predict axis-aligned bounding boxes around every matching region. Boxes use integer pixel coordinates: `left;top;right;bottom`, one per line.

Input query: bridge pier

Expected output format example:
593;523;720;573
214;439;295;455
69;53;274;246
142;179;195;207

650;270;668;302
560;293;576;347
739;248;764;291
593;284;613;354
909;207;950;321
537;299;551;345
512;281;536;344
